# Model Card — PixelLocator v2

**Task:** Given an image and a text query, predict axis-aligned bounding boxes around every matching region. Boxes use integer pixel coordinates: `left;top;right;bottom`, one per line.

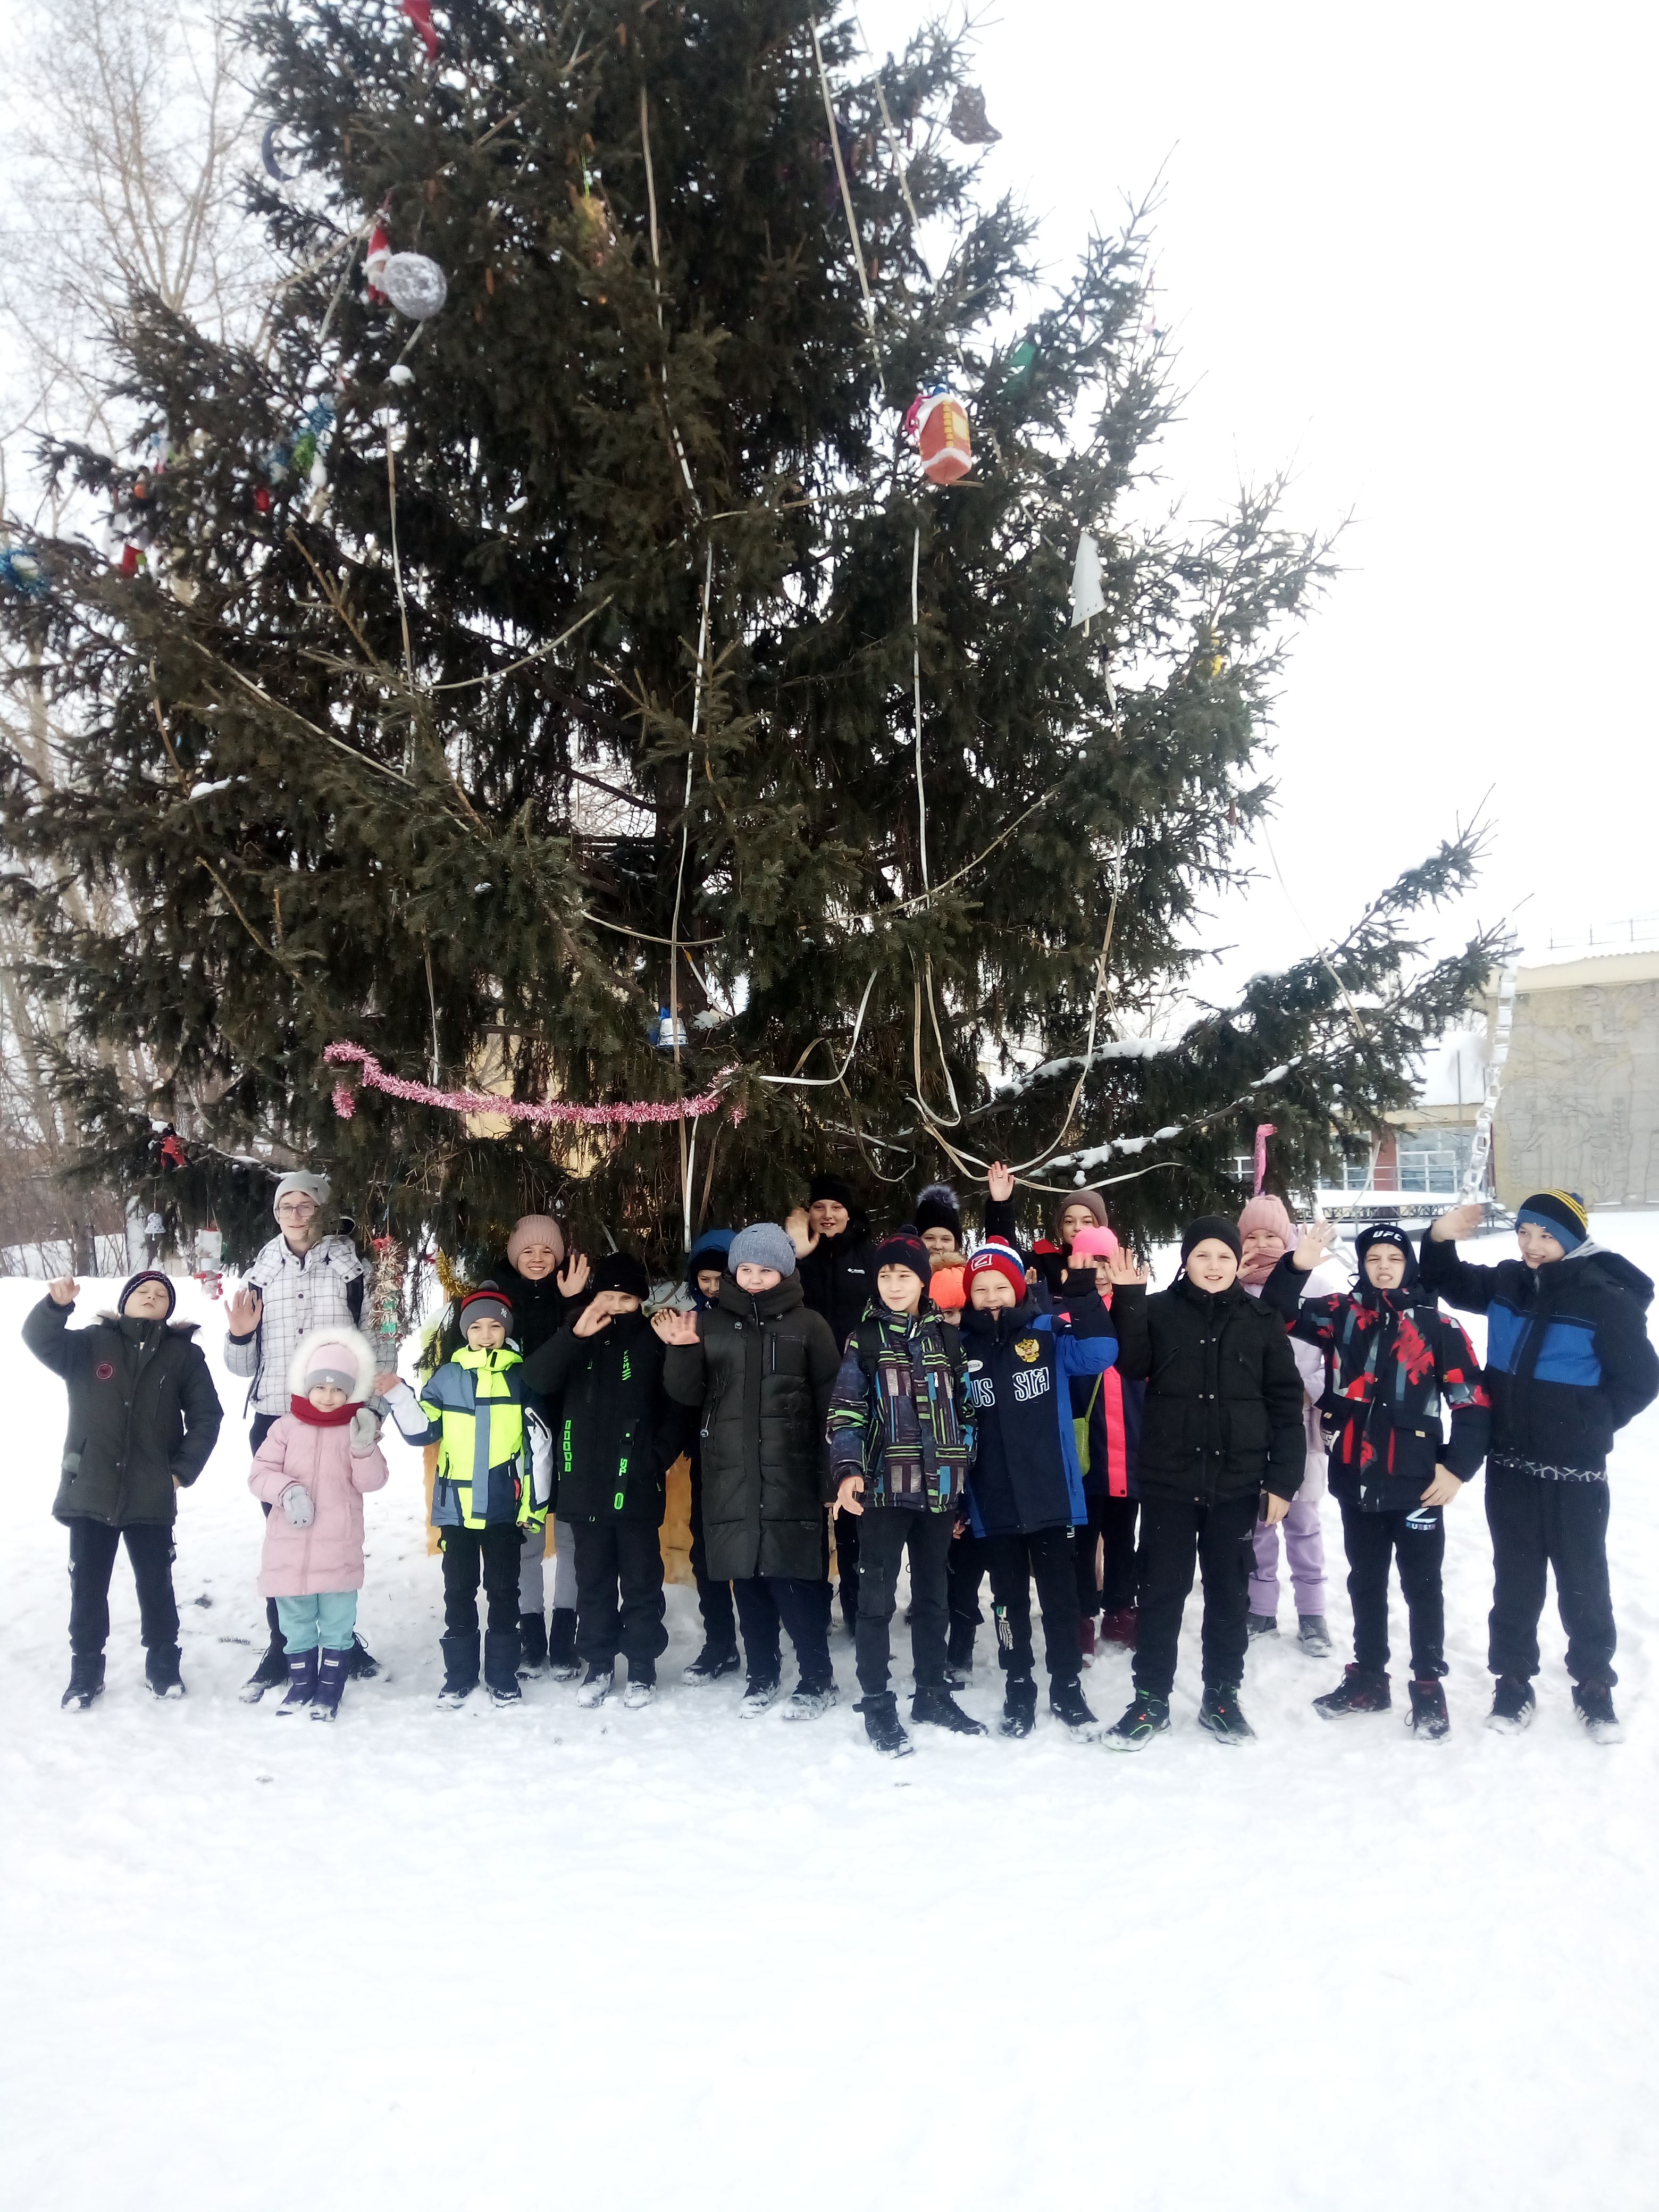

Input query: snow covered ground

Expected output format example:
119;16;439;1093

5;1220;1658;2210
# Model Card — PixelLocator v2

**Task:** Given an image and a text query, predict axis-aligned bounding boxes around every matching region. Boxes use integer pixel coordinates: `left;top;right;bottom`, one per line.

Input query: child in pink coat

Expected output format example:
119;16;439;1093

248;1328;388;1721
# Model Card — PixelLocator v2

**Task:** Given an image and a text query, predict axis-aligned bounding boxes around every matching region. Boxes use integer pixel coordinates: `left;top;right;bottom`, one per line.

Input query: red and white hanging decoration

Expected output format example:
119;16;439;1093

903;385;972;485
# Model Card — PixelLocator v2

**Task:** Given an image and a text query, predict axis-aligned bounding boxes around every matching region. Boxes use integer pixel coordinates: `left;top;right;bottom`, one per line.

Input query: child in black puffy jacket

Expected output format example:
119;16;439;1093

1104;1217;1304;1752
522;1252;688;1713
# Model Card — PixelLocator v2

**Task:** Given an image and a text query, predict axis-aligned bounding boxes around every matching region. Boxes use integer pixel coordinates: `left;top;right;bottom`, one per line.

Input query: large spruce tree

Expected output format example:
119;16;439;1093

0;0;1502;1269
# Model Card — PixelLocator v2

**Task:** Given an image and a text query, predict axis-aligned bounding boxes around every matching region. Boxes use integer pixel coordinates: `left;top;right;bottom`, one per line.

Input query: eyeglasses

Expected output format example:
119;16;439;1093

276;1201;318;1219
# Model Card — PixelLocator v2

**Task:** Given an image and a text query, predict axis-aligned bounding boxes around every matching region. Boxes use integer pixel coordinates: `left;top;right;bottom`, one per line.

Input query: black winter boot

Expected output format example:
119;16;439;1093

859;1694;914;1758
345;1633;380;1680
1049;1677;1099;1733
1197;1683;1255;1744
145;1645;185;1699
547;1608;580;1683
62;1652;105;1712
1486;1675;1536;1735
682;1642;742;1685
946;1622;976;1672
484;1630;524;1705
239;1638;289;1704
1407;1678;1450;1741
911;1685;987;1736
1101;1689;1171;1751
1571;1680;1623;1745
278;1647;319;1714
437;1633;480;1709
999;1672;1039;1739
1313;1664;1392;1720
517;1611;549;1678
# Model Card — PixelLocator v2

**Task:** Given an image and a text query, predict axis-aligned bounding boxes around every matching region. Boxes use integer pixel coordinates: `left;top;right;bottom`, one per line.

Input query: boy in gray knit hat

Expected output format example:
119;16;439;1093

655;1225;842;1717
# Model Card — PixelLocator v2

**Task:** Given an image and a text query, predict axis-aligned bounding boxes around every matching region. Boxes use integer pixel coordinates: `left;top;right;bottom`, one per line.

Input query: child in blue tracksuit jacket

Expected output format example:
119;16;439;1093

957;1242;1119;1737
1421;1189;1658;1741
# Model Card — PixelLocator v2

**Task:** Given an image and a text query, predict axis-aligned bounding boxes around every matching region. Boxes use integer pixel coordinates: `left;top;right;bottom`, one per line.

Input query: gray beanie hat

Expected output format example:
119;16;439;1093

727;1222;798;1278
273;1168;331;1217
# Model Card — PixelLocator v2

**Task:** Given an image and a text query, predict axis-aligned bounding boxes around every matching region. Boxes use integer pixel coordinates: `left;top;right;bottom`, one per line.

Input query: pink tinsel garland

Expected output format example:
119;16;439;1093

324;1041;734;1128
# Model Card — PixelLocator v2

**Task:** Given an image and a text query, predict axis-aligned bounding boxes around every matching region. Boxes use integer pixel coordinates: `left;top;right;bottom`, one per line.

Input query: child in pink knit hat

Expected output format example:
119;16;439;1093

1238;1196;1335;1658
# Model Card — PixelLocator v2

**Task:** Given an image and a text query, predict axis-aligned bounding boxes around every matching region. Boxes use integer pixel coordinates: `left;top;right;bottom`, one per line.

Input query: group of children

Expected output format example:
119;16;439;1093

28;1164;1658;1749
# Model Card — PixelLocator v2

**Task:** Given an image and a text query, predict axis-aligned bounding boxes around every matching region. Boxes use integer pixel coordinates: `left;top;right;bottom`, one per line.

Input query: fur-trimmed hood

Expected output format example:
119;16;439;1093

286;1325;378;1404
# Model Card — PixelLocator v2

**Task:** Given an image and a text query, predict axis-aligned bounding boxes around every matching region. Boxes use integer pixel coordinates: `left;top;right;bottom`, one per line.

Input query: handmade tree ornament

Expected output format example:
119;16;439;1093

1252;1122;1276;1195
401;0;439;64
365;218;392;301
948;85;1000;144
290;397;336;485
382;251;447;320
1070;531;1105;634
568;186;615;267
260;123;295;182
904;386;972;484
0;547;48;599
1003;338;1037;396
370;1234;408;1347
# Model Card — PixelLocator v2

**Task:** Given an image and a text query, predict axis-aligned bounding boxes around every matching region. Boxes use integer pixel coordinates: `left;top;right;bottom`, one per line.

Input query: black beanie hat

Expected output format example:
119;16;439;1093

1180;1214;1243;1264
874;1233;931;1287
1355;1223;1420;1286
118;1269;177;1319
914;1183;962;1243
808;1171;856;1211
593;1251;651;1301
1515;1189;1589;1253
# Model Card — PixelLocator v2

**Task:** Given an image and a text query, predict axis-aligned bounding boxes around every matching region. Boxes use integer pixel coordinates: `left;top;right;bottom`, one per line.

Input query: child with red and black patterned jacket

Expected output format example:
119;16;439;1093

1262;1222;1490;1739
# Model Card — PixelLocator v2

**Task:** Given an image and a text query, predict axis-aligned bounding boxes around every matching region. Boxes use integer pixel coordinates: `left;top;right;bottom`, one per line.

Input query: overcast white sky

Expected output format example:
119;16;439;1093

858;0;1658;997
4;3;1651;1001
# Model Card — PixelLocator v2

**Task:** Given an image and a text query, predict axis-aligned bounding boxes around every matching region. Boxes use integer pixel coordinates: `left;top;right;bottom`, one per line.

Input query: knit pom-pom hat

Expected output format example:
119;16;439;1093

914;1184;962;1244
966;1244;1027;1300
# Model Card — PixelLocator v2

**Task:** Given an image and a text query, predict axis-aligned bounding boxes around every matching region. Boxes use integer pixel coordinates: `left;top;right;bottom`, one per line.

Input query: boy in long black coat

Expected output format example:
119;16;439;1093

1421;1191;1658;1741
522;1252;688;1711
1104;1217;1305;1749
26;1269;223;1708
656;1225;842;1719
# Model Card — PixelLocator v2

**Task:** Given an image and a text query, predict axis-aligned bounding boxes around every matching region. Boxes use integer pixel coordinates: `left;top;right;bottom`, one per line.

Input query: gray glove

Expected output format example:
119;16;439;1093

349;1407;380;1456
278;1482;314;1528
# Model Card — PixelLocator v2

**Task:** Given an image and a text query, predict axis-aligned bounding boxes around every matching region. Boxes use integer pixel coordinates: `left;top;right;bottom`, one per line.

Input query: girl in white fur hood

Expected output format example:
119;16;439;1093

247;1327;388;1722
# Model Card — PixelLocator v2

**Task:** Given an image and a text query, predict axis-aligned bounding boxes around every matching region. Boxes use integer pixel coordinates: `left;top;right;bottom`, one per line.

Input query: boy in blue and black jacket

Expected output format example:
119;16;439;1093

957;1242;1119;1738
827;1233;982;1756
1422;1190;1658;1741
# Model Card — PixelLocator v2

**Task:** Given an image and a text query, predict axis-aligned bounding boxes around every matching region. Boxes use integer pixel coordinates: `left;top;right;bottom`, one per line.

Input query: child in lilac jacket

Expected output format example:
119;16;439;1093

249;1328;388;1721
1238;1196;1338;1657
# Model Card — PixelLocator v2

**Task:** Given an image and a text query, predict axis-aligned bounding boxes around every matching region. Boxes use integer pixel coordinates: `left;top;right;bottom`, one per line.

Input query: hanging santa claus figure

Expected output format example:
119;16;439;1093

365;213;392;304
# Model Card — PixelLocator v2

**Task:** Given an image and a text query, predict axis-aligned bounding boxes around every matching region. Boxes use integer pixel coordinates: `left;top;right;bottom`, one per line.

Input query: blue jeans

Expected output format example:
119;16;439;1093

274;1591;359;1653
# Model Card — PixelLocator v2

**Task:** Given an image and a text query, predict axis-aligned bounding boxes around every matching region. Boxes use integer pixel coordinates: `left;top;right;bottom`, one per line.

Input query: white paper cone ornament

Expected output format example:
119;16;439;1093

1070;531;1105;630
382;252;447;320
